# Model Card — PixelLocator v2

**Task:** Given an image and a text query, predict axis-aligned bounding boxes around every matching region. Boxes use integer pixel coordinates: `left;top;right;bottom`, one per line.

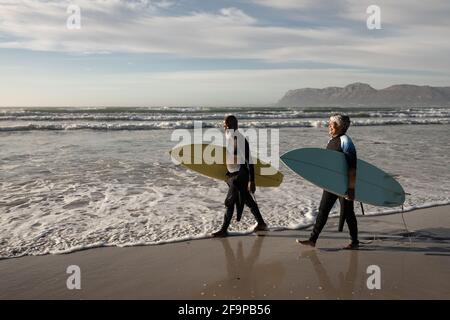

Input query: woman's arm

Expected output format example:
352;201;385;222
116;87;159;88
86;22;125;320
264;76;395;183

347;167;356;200
341;136;357;200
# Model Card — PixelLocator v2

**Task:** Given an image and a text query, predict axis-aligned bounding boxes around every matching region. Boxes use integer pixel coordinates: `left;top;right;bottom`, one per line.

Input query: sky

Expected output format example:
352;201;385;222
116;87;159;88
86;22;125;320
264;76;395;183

0;0;449;107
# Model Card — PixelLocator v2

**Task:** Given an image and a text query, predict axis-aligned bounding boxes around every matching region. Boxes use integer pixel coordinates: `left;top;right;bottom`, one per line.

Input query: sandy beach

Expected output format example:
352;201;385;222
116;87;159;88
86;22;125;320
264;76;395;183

2;0;450;305
0;205;449;300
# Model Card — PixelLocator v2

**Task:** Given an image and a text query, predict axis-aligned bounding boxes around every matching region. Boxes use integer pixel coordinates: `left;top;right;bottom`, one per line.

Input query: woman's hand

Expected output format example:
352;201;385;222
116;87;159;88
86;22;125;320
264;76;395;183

345;188;355;201
248;181;256;194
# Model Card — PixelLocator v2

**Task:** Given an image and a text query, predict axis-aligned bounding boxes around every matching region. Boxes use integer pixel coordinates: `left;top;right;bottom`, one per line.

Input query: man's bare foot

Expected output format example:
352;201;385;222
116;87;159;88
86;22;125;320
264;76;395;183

212;230;228;238
252;223;268;232
296;239;316;247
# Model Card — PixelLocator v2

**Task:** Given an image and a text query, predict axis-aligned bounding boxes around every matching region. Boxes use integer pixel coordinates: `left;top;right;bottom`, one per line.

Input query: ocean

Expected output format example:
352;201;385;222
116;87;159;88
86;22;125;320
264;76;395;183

1;106;449;258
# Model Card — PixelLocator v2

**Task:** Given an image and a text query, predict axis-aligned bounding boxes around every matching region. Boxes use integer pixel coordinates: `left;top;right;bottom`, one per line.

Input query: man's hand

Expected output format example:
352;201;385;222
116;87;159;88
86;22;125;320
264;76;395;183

345;188;355;201
248;181;256;194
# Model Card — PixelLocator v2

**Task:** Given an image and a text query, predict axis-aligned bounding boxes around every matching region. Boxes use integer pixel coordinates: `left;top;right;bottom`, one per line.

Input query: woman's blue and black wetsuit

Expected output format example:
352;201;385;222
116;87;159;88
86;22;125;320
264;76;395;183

309;134;359;244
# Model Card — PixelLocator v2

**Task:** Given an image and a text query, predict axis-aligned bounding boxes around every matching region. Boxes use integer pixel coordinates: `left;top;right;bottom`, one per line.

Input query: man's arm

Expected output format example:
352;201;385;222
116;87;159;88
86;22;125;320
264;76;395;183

233;136;238;164
245;139;256;193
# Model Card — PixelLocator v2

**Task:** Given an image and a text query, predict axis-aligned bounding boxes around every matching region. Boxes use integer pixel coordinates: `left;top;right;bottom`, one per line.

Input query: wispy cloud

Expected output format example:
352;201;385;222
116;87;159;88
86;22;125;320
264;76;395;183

0;0;449;106
0;0;449;73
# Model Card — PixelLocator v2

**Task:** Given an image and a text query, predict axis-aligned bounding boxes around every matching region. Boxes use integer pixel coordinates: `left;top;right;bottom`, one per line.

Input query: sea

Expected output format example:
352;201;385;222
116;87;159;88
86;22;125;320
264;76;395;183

1;106;449;258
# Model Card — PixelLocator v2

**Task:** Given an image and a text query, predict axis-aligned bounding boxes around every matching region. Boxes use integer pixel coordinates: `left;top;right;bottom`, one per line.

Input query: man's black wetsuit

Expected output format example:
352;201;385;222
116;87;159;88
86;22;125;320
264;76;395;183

219;131;265;232
309;134;359;244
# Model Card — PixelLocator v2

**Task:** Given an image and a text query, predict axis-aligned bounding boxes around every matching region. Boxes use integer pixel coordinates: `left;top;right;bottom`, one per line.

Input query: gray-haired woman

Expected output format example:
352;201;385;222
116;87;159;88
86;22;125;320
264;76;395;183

298;114;359;249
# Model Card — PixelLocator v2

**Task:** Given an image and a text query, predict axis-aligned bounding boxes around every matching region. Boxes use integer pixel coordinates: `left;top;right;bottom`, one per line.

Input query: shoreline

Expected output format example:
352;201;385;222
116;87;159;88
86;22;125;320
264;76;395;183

1;202;449;261
0;205;449;299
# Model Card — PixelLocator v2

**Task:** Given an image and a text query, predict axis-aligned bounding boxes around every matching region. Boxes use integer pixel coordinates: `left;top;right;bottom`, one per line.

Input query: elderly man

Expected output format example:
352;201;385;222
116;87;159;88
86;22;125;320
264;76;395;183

211;115;268;237
298;114;359;249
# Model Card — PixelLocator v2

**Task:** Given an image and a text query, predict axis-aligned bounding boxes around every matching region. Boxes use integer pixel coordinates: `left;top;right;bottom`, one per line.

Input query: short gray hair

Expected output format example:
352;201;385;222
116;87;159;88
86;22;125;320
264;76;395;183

330;113;351;133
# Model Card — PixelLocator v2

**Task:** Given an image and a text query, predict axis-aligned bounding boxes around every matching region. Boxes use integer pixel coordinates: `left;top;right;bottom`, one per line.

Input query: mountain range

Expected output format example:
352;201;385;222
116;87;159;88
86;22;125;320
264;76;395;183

276;83;450;107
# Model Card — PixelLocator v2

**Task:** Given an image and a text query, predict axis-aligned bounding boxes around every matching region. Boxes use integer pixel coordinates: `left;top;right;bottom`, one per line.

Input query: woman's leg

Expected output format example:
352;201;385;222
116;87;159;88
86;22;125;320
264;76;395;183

342;198;358;244
309;191;338;243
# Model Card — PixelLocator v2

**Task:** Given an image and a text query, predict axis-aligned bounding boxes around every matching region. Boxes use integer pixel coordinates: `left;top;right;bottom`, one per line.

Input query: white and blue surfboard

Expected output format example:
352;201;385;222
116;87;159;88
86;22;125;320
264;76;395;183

281;148;405;207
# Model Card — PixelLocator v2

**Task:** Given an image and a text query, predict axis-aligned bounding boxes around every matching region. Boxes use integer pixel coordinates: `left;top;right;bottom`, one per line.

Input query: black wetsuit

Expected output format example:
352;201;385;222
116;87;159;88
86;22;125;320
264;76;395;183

219;134;265;231
309;134;359;244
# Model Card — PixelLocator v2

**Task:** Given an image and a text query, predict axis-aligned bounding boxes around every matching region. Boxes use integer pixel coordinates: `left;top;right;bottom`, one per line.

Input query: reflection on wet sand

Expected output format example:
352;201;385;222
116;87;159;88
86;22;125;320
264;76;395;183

202;236;285;299
299;249;360;299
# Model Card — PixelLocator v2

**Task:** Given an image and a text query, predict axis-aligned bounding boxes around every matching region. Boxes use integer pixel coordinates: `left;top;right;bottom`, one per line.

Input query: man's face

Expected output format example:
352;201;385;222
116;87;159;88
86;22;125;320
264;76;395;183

328;119;339;137
223;120;229;131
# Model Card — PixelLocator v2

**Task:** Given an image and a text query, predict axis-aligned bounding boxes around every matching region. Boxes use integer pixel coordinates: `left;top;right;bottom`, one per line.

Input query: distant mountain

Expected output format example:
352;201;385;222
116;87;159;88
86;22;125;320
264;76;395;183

277;83;450;107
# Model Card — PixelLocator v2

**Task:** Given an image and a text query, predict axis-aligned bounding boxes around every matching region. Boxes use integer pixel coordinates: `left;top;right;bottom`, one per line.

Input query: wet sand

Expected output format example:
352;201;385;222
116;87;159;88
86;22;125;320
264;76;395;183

0;205;449;299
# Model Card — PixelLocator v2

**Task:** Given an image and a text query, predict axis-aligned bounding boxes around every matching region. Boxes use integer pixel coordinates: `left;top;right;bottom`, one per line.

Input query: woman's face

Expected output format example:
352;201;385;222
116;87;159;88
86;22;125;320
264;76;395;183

328;119;340;137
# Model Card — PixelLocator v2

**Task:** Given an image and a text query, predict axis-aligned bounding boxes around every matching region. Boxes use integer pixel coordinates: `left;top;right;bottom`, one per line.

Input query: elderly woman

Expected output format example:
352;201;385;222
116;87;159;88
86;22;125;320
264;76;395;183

298;113;359;249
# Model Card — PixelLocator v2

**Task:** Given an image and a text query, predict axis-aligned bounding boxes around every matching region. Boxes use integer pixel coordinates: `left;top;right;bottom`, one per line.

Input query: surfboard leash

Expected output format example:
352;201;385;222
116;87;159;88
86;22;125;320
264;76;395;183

401;204;410;234
359;202;365;215
400;192;413;246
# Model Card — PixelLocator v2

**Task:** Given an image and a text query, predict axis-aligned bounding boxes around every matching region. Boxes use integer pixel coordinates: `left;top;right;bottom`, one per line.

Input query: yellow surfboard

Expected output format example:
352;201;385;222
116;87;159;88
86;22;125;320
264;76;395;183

170;144;283;187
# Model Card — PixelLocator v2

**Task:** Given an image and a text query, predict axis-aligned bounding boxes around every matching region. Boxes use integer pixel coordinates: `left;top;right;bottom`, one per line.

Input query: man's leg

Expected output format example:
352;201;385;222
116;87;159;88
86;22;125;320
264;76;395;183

213;176;238;236
244;191;266;228
309;191;338;243
219;205;234;232
341;198;358;245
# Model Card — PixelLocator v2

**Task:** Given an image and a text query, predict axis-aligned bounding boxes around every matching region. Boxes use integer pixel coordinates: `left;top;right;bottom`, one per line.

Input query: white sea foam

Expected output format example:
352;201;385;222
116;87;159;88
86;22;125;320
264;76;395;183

0;113;449;259
0;117;449;132
0;106;449;132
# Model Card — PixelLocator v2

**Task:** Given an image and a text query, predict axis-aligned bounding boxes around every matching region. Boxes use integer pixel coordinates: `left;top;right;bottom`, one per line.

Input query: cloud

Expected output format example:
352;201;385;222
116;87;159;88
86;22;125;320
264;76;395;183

251;0;450;34
0;0;449;75
250;0;332;10
0;1;258;52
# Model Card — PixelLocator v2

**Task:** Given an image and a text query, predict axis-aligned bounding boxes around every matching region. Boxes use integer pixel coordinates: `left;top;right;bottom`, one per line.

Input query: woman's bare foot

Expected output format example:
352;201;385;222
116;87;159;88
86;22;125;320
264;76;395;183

296;239;316;247
343;242;359;250
252;223;268;232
